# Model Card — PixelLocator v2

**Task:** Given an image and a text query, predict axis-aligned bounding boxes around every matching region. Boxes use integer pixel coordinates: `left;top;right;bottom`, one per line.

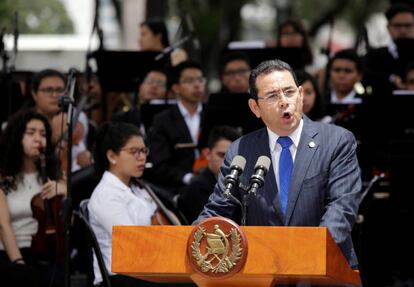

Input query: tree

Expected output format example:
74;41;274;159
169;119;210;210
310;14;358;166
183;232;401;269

0;0;74;34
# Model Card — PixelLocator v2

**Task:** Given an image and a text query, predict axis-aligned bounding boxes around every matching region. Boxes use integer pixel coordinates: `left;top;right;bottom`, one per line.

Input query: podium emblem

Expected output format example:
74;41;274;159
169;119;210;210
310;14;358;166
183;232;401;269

187;217;248;279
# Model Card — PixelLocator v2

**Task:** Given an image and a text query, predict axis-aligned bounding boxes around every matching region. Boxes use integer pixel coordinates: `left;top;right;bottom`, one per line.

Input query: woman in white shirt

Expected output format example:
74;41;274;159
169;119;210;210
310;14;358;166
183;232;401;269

0;109;66;287
89;122;186;287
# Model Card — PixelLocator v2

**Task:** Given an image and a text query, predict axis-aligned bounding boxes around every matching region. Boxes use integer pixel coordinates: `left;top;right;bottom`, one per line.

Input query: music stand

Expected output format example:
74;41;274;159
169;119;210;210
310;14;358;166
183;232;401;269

0;71;28;125
198;92;263;148
223;47;309;69
92;50;170;92
92;50;170;121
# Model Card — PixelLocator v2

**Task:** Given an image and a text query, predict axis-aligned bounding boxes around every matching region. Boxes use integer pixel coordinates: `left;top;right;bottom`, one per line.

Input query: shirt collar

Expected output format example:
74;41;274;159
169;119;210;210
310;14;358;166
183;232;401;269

103;171;131;192
267;118;303;151
331;90;362;104
388;41;399;59
177;100;202;118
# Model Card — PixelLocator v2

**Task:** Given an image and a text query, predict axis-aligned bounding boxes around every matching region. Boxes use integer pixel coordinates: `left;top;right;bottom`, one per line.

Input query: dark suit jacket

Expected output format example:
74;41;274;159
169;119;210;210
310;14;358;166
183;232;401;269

146;105;204;189
363;46;401;97
178;168;217;224
197;116;362;268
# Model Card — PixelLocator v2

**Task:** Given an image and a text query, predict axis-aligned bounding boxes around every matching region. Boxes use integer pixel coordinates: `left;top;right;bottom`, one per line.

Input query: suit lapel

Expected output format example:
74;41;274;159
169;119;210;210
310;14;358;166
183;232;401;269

285;117;319;225
172;105;193;143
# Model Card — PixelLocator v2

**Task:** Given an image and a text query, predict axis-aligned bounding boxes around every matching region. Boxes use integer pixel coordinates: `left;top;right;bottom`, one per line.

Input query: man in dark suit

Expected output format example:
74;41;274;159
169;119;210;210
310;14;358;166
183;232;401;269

146;60;206;194
196;59;362;275
364;3;414;96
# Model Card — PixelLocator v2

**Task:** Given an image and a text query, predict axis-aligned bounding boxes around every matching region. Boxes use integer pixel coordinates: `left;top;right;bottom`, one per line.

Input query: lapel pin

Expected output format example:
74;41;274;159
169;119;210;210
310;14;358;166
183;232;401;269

308;141;316;148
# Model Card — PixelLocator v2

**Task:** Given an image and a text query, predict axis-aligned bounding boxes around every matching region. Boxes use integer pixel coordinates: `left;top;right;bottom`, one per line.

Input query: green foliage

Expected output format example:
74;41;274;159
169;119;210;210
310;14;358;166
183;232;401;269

294;0;389;30
0;0;74;34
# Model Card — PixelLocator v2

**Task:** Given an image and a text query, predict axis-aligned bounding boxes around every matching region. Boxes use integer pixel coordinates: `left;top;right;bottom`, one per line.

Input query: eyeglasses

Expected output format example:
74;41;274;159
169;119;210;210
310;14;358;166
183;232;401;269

120;147;149;157
389;22;414;29
38;87;66;94
331;67;356;74
257;87;298;103
179;77;207;85
143;79;166;88
223;69;250;77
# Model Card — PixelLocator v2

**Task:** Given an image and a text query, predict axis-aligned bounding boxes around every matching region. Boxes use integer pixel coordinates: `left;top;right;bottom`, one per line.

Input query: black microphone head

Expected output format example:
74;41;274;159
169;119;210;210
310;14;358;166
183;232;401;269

231;155;246;172
254;155;271;173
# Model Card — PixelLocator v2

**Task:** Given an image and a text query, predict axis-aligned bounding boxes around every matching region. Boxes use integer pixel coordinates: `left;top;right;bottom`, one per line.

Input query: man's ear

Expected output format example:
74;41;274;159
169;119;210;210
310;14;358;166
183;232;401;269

248;98;261;118
171;83;180;95
202;147;212;162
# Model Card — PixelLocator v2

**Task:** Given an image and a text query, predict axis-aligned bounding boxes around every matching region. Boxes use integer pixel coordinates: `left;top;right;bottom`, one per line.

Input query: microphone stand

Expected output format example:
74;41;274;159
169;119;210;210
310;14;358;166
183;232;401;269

240;183;252;226
59;75;76;287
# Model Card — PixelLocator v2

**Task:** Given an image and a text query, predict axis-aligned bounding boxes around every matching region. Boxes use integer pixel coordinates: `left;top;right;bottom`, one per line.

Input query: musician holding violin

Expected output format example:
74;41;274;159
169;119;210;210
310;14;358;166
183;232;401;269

0;109;66;287
89;122;185;287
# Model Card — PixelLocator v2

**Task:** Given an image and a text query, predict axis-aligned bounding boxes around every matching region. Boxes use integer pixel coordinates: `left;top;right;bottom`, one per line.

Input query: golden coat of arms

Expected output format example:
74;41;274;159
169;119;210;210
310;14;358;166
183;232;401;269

187;217;248;279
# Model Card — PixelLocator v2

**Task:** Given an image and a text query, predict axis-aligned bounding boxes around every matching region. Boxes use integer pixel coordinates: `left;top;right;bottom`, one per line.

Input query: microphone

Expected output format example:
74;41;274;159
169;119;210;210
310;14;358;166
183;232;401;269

67;67;79;83
248;155;271;196
183;12;200;50
223;155;246;198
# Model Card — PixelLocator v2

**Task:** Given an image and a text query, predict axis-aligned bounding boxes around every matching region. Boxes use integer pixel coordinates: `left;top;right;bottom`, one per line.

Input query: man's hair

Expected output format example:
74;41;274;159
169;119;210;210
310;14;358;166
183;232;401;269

31;69;66;92
386;3;414;21
330;49;363;72
207;125;241;149
248;59;298;100
220;51;251;75
170;60;204;85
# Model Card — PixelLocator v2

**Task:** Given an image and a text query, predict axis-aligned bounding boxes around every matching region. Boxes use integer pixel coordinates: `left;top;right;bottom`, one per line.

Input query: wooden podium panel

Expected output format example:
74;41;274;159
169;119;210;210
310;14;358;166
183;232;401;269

112;226;360;287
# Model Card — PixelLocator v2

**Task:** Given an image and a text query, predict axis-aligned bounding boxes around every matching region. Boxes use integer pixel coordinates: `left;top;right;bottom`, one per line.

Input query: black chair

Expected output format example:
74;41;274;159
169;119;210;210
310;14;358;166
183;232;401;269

76;199;112;287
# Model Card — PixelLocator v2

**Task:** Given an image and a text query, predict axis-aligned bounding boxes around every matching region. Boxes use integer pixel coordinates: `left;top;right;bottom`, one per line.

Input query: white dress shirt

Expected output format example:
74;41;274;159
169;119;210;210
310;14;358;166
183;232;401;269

267;119;303;189
330;90;362;104
177;100;203;144
88;171;157;284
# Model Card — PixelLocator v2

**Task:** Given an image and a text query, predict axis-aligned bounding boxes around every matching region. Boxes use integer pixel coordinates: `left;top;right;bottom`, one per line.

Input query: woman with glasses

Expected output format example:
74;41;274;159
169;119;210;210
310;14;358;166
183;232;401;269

88;122;182;287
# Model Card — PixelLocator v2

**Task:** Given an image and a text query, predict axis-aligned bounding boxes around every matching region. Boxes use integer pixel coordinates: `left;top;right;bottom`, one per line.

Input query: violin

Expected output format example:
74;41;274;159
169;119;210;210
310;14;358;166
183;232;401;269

133;179;181;226
30;152;65;262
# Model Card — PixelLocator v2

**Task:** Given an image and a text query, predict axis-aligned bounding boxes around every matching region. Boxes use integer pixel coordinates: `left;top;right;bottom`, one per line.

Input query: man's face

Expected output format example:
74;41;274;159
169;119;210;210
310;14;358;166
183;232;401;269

32;76;65;118
248;70;303;136
301;80;317;115
139;71;167;102
388;12;414;40
222;60;250;93
207;139;231;176
330;59;361;95
173;68;205;104
405;70;414;90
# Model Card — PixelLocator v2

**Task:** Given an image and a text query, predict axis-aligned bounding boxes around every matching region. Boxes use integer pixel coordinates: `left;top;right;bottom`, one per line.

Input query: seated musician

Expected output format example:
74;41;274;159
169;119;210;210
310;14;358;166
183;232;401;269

0;109;66;287
323;49;365;137
29;69;92;172
219;51;251;94
88;122;185;287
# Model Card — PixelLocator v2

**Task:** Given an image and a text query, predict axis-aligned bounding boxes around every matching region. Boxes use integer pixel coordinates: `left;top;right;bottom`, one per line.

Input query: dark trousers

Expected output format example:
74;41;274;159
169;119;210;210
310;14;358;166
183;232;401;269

0;248;63;287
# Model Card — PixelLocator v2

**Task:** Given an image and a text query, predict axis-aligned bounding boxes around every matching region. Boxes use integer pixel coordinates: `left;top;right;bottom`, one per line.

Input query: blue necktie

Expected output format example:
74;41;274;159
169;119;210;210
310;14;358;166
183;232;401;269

277;136;293;216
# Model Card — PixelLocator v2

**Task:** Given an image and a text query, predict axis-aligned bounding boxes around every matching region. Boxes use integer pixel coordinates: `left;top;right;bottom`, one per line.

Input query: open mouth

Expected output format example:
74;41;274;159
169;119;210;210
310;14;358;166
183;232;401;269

282;111;292;120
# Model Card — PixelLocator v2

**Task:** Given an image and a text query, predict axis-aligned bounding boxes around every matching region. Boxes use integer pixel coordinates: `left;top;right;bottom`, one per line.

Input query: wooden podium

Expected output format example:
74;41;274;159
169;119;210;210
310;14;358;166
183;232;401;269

112;225;361;287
